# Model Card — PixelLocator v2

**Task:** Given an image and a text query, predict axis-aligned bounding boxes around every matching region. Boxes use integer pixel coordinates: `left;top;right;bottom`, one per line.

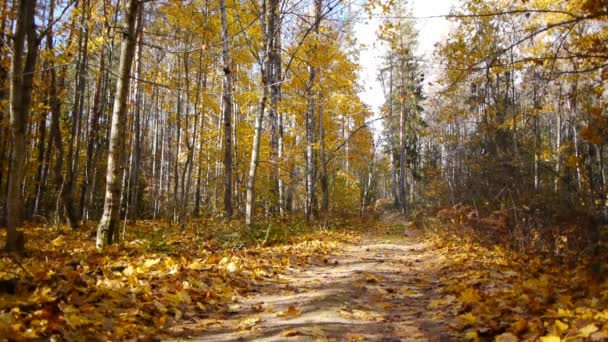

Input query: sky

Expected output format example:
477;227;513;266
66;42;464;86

353;0;458;117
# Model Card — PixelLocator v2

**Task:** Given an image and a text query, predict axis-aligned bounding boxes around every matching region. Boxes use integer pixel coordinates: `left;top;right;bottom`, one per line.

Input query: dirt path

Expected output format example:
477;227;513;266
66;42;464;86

181;223;454;341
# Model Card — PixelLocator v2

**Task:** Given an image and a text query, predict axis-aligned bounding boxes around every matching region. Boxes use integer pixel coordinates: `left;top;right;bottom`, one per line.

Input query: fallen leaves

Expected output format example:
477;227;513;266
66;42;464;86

425;230;608;340
0;220;354;339
339;308;383;321
460;287;481;305
495;332;518;342
281;328;305;337
277;305;302;318
237;316;263;330
578;323;599;337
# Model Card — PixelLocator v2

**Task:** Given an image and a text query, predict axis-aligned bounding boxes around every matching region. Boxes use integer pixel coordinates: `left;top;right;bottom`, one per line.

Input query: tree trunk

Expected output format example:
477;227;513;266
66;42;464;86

129;7;144;221
6;0;39;252
62;0;90;229
319;100;329;216
194;74;207;217
32;96;47;217
398;58;407;215
220;0;233;218
266;0;281;215
245;79;267;228
96;0;141;250
81;44;105;220
305;0;322;225
0;0;10;223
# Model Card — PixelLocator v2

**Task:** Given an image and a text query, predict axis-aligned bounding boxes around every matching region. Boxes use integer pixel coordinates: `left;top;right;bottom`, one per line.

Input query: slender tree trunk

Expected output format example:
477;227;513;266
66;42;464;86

246;0;279;228
305;0;322;224
220;0;233;218
6;0;39;252
275;32;285;216
0;0;9;222
30;0;51;217
319;102;329;216
388;63;399;207
32;96;47;217
62;0;90;229
81;45;105;220
129;7;144;221
194;76;208;217
48;38;66;224
96;0;141;250
180;50;204;227
266;0;281;215
533;80;540;193
554;110;562;193
245;75;267;228
398;58;407;214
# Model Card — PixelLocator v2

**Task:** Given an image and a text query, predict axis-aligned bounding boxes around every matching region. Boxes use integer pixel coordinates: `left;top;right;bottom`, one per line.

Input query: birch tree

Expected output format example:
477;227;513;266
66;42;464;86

96;0;141;250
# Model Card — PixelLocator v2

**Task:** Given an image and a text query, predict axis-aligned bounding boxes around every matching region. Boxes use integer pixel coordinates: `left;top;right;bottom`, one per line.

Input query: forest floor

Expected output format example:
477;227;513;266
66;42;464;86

2;210;608;341
175;212;454;341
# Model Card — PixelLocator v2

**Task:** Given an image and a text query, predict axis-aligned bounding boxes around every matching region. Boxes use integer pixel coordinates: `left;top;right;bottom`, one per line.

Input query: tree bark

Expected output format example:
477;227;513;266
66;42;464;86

128;6;144;221
62;0;90;229
245;78;267;228
220;0;233;218
267;0;281;215
6;0;39;252
398;58;407;215
305;0;322;225
81;44;105;221
96;0;141;250
319;102;329;216
0;0;9;222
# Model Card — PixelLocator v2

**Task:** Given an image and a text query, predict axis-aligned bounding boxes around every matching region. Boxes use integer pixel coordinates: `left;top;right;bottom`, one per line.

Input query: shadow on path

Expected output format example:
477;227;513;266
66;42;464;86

174;222;454;341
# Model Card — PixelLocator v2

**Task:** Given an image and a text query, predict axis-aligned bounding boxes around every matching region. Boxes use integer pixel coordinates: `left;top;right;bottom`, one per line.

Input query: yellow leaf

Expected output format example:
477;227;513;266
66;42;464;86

281;329;305;337
595;310;608;321
122;265;134;276
196;302;207;311
237;317;262;330
464;331;479;340
187;260;204;270
540;336;561;342
495;332;518;342
348;334;366;341
553;320;568;335
460;288;481;304
458;312;478;327
557;308;572;317
578;323;598;337
401;288;421;297
277;305;302;318
51;235;65;247
143;258;160;268
63;313;91;328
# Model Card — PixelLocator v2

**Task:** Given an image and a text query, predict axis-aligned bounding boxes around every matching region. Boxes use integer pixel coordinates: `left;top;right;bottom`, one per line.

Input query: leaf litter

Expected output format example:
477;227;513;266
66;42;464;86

0;220;353;339
2;217;608;341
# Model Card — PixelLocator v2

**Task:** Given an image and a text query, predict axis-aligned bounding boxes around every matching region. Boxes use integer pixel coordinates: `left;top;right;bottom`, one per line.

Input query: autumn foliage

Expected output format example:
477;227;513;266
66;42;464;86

0;219;358;339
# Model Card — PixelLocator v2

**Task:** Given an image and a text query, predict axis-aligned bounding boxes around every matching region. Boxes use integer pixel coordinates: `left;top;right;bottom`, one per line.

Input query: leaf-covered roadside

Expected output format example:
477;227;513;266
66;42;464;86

0;220;358;340
425;229;608;341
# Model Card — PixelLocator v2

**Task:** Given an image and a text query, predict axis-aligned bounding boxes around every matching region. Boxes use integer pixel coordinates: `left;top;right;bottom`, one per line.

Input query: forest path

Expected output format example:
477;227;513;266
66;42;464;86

184;213;454;342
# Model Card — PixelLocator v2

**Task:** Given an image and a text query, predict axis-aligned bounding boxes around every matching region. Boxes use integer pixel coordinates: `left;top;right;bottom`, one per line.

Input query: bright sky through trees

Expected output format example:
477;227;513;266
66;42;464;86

355;0;457;115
